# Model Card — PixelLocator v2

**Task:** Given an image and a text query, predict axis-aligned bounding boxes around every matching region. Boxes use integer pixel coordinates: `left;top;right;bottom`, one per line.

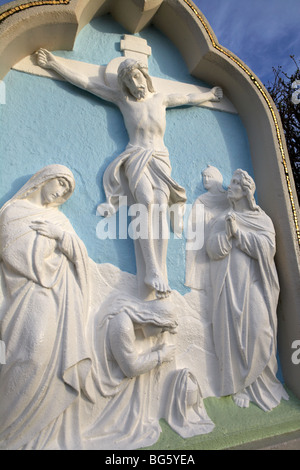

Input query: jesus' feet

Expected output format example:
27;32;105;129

233;392;250;408
144;271;171;299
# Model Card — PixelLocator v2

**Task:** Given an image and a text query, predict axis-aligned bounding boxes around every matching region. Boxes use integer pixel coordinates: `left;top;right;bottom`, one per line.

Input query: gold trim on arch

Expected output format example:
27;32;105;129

184;0;300;248
0;0;70;23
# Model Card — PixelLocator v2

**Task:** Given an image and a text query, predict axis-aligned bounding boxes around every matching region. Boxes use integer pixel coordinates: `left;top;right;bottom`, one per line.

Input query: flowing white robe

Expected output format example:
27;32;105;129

85;306;164;450
84;294;215;449
0;200;94;449
206;208;288;410
99;144;187;214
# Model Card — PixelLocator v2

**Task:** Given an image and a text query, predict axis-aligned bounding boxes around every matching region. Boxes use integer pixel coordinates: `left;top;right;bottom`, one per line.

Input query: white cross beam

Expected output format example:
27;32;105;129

12;35;237;114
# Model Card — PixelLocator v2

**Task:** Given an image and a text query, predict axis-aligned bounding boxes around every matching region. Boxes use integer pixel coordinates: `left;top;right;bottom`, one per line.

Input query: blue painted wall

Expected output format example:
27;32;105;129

0;15;253;294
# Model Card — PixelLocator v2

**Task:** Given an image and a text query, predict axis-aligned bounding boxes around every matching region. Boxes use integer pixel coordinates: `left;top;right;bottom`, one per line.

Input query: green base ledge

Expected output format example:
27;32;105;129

142;387;300;450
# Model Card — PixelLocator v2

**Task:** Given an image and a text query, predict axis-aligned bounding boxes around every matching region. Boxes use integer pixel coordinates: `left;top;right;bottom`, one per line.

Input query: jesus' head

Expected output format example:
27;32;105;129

117;59;155;100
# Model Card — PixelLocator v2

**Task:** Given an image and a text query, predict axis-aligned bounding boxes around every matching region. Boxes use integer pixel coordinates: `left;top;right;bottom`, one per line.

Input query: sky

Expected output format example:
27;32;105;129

193;0;299;85
0;0;299;85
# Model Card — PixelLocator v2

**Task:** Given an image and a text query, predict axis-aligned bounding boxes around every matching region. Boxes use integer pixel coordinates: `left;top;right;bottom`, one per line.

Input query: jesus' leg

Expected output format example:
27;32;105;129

134;178;171;298
152;188;170;288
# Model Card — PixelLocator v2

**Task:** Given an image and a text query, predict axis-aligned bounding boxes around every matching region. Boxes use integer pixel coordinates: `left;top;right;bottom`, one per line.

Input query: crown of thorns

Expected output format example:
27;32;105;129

117;59;148;77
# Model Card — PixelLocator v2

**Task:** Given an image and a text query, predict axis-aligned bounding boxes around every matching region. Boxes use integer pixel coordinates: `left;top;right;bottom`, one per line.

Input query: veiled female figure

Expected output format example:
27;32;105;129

85;293;214;449
85;294;177;450
0;165;94;450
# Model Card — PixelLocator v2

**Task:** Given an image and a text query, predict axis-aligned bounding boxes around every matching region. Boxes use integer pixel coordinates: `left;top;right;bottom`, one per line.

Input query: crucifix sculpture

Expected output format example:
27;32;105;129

35;35;225;300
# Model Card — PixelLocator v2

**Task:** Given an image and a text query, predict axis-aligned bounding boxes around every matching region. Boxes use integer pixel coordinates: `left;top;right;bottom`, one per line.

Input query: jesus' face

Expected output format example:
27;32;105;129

123;68;147;100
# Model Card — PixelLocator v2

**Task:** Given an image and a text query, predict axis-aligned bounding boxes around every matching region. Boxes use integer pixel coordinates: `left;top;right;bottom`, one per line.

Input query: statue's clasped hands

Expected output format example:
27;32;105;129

225;212;238;238
30;220;64;241
154;343;176;364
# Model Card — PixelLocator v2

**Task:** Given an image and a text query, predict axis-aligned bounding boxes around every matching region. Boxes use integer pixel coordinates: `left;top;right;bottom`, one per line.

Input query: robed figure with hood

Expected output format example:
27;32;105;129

206;169;289;410
0;165;95;450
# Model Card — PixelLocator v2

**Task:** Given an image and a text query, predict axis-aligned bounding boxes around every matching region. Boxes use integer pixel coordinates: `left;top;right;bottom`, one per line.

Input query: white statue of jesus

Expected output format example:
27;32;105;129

37;49;223;299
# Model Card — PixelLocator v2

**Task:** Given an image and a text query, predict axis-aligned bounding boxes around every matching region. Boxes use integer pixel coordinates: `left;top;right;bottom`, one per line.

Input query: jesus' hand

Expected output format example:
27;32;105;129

36;49;56;70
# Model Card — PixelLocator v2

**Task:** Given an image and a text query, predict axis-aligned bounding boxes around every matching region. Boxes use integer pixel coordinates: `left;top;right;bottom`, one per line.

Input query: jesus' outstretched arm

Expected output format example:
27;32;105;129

36;48;119;103
164;86;223;108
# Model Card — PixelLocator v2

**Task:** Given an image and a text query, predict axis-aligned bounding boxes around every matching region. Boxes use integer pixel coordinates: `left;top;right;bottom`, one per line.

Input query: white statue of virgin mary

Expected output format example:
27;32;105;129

0;164;95;450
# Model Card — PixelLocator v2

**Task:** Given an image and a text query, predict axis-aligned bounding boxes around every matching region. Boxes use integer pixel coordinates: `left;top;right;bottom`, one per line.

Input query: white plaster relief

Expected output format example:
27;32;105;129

0;165;215;450
12;36;237;115
186;167;289;411
35;38;226;300
0;32;289;450
0;165;288;450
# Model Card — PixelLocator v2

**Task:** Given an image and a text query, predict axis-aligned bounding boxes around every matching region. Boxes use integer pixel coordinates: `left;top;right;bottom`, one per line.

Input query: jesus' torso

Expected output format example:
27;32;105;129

118;93;168;152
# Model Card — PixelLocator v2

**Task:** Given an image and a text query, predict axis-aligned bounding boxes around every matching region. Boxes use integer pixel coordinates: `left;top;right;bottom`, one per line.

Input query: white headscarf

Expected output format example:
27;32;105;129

0;164;75;215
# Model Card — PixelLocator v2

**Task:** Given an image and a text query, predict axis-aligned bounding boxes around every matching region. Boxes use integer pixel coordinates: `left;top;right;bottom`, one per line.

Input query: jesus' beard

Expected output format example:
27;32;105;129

132;86;147;100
